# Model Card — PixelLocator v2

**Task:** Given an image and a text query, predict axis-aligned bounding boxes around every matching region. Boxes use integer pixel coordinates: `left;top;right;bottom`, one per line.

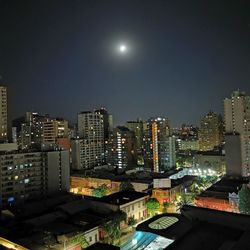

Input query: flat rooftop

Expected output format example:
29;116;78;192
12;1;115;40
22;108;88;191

198;177;249;199
97;191;149;205
86;243;120;250
71;169;181;184
136;205;250;250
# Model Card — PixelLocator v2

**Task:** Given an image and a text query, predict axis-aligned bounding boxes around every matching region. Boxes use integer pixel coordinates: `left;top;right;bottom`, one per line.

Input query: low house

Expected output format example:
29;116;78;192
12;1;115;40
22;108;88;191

90;191;149;222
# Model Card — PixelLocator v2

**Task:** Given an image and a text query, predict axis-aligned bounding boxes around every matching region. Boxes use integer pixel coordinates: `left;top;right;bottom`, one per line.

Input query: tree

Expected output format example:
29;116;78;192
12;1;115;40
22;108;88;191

146;198;160;216
69;233;89;248
176;155;193;168
190;176;218;196
239;184;250;215
190;182;204;195
176;155;185;168
103;221;121;245
102;210;127;245
119;181;135;191
163;202;170;213
113;210;127;224
128;216;137;226
92;184;108;197
175;193;194;212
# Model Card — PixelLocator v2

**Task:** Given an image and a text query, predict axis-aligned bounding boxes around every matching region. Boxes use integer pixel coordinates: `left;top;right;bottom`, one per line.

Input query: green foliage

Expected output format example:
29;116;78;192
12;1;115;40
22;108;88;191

176;155;185;168
190;176;218;196
163;202;170;213
176;155;193;168
92;184;108;198
119;181;135;191
175;193;194;212
114;210;127;223
128;216;137;226
103;221;121;244
146;198;160;216
102;210;127;244
239;184;250;215
69;233;89;248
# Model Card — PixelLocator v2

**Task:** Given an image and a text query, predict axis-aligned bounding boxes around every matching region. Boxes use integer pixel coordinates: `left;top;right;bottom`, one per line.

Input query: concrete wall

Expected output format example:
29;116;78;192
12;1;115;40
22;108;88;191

84;227;99;246
225;134;242;176
120;197;148;221
71;140;81;170
194;153;225;173
47;151;70;193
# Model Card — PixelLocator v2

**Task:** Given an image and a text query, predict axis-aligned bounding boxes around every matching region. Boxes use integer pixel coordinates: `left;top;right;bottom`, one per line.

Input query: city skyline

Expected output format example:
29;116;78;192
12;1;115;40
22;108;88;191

1;0;250;126
1;1;250;250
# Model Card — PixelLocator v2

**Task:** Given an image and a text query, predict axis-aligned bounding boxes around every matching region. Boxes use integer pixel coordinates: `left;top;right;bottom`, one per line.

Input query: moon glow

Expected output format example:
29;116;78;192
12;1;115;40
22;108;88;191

118;44;127;53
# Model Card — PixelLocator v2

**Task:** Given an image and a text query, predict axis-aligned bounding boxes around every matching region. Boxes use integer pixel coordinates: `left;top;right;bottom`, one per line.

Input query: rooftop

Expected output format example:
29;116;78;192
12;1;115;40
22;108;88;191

198;177;249;199
86;243;120;250
71;169;180;184
97;191;149;206
136;205;250;250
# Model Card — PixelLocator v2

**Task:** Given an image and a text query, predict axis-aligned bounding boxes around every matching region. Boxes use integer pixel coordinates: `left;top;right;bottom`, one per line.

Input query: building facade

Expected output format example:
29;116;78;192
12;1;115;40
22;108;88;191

146;118;176;172
43;118;69;145
0;86;8;142
94;108;113;162
126;119;145;165
0;150;70;209
193;152;226;174
70;176;120;196
176;138;200;152
107;126;137;169
77;111;104;141
71;139;104;169
74;111;104;168
199;111;223;151
94;108;113;141
224;90;250;176
91;191;149;222
20;112;48;149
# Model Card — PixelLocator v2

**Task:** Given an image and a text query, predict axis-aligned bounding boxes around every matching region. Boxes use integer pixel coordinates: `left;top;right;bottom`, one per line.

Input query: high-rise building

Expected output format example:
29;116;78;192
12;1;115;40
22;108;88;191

94;108;113;162
224;90;250;176
20;123;31;149
107;126;137;169
72;111;104;169
18;113;69;150
145;117;176;172
12;127;17;143
0;86;8;142
0;150;70;209
71;139;104;169
225;133;242;176
94;108;113;141
174;124;199;153
77;111;104;140
19;112;48;149
43;118;69;145
126;119;145;165
199;111;223;151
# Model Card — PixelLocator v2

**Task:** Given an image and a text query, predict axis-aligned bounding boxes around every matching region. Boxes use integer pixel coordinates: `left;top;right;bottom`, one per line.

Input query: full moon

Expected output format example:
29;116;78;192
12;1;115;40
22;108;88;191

119;44;127;53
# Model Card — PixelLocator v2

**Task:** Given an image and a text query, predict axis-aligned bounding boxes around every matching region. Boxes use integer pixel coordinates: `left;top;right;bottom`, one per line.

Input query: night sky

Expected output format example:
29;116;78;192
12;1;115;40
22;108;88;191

1;0;250;126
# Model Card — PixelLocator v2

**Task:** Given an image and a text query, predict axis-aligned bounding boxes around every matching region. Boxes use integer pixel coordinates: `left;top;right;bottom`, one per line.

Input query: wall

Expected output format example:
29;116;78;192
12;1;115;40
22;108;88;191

120;197;148;221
